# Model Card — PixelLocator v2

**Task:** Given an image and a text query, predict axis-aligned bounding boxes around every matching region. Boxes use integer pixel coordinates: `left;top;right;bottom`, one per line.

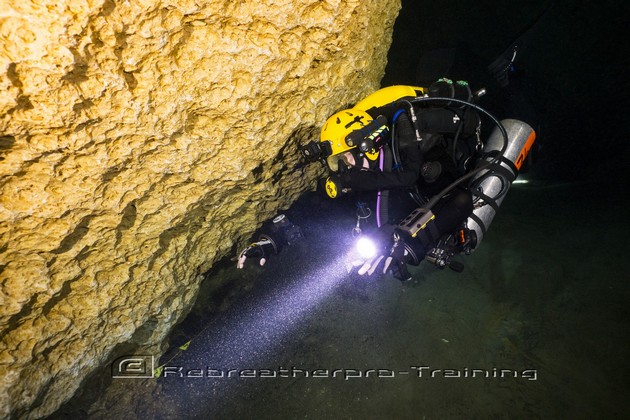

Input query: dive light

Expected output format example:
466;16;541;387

300;140;332;162
344;115;390;153
355;236;377;260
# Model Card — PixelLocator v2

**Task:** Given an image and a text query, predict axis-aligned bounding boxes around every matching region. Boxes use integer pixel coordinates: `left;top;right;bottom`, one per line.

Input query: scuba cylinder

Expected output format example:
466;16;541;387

466;119;536;249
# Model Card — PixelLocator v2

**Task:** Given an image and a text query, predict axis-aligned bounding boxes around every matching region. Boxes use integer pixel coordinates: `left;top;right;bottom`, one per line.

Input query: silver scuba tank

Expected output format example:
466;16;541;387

466;119;536;250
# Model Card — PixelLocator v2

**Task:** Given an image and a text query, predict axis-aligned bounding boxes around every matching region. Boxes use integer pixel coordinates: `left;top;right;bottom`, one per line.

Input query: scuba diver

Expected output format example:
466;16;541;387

237;78;536;281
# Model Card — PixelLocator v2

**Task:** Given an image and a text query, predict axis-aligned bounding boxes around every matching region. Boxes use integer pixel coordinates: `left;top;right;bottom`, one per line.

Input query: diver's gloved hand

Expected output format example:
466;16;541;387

345;227;390;274
346;225;410;280
357;231;413;281
236;236;277;269
236;214;302;269
346;225;394;276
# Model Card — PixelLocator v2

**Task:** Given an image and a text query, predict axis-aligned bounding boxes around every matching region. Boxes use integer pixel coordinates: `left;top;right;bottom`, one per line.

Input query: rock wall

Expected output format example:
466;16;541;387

0;0;400;417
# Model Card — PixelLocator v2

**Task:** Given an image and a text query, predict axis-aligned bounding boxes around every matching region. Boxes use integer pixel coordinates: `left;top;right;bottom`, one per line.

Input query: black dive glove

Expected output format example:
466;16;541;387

237;235;278;269
237;214;303;269
348;226;417;282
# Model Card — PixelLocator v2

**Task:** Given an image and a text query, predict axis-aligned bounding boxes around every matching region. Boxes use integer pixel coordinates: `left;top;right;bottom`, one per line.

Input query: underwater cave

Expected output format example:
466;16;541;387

1;0;628;418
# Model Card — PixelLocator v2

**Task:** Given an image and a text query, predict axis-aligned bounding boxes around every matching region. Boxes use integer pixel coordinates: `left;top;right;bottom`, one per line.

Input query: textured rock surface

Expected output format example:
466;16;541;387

0;0;400;417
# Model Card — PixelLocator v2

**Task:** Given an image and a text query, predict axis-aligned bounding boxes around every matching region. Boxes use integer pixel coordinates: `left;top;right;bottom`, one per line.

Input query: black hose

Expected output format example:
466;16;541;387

407;96;509;164
423;161;493;211
390;108;406;171
390;109;428;206
450;107;467;168
403;96;509;211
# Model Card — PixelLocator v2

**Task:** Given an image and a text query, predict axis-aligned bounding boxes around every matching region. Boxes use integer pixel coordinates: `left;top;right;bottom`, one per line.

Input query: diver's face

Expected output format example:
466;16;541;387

342;152;370;169
326;151;369;173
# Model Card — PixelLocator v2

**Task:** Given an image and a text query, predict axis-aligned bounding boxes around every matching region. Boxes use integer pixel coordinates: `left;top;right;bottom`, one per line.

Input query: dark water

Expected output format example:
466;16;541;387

159;178;629;419
52;0;630;418
53;171;630;419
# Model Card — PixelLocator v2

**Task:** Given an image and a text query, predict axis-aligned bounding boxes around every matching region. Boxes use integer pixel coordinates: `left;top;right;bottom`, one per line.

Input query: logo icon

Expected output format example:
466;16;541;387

112;355;155;378
325;177;337;198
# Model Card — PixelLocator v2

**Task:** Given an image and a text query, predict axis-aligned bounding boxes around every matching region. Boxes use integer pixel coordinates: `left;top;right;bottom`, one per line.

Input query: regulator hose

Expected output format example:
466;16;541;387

390;108;427;206
390;108;407;171
407;96;509;164
402;96;509;211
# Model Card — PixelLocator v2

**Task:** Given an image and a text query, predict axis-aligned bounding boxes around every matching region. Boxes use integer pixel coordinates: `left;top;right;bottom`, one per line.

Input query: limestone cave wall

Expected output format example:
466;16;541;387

0;0;400;417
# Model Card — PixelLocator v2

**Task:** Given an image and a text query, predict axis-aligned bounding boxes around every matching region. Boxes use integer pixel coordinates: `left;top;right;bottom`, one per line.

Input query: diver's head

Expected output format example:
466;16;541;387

300;108;383;173
320;109;376;172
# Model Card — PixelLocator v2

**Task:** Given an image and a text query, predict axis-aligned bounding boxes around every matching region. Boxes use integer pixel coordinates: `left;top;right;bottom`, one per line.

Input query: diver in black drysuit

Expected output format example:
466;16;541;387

237;78;491;281
328;84;484;279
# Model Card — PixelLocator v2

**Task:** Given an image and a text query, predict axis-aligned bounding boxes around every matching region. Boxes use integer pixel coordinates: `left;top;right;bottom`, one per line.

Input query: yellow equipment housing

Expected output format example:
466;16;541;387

319;85;427;172
354;85;427;112
320;109;373;157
